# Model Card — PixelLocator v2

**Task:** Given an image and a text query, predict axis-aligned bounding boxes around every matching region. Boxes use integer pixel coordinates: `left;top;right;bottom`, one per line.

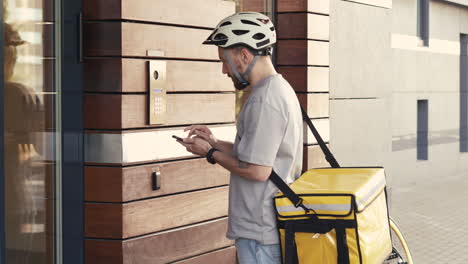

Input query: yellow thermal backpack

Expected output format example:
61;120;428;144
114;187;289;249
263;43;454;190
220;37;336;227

267;107;393;264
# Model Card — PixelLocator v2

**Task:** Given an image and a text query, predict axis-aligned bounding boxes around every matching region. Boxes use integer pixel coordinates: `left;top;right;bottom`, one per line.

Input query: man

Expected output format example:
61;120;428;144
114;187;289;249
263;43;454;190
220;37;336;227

177;12;303;264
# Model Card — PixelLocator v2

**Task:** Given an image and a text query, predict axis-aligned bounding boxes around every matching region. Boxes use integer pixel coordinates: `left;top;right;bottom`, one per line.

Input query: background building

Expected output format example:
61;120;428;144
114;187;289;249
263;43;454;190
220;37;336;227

327;0;468;262
0;0;466;263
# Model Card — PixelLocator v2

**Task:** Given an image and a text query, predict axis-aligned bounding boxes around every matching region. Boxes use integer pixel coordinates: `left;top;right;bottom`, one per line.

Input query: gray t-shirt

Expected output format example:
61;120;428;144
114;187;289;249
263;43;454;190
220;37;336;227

226;74;303;245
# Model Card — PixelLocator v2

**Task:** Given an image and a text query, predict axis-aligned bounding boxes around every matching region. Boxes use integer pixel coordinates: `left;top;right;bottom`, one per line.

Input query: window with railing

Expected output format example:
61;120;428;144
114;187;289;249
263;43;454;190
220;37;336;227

417;100;429;160
417;0;429;46
461;34;467;152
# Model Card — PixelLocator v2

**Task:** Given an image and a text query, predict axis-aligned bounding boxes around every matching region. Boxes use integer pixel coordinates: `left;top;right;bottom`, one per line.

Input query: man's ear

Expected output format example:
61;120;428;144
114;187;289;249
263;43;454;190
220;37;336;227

240;47;254;64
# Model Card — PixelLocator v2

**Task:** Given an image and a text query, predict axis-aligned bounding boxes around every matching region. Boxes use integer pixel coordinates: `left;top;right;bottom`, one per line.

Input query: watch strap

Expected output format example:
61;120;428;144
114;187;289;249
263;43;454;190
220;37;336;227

206;148;219;164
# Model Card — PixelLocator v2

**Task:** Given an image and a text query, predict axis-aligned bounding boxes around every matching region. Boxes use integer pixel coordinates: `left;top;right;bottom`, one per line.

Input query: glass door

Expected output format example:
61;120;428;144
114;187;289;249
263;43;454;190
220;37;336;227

2;0;60;263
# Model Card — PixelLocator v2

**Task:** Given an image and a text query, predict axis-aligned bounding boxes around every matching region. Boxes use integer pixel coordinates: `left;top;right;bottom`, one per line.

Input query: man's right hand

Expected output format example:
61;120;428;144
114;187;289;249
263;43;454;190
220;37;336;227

184;125;218;148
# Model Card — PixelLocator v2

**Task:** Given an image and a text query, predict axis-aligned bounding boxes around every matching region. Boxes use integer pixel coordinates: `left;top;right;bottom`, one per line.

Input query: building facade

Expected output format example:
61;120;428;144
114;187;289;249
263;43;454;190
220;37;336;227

0;0;466;263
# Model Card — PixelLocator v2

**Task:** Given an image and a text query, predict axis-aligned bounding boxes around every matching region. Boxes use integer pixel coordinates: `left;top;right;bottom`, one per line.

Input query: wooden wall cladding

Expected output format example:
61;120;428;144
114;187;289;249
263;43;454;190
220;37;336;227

85;187;228;238
278;66;329;92
84;93;235;129
83;0;237;263
172;247;236;264
85;58;233;93
83;0;235;28
84;22;217;60
277;13;329;40
304;119;330;144
85;158;229;202
276;40;329;66
242;0;267;12
277;0;331;182
85;218;232;264
344;0;392;8
303;144;329;171
298;93;330;118
277;0;330;14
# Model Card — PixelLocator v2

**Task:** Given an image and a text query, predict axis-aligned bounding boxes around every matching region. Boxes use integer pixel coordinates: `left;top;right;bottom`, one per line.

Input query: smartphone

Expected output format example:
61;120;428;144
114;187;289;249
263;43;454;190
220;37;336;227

172;135;184;142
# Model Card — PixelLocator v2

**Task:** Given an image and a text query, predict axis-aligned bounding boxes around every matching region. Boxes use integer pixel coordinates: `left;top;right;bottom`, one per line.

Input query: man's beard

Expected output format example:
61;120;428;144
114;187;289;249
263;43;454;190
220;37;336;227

231;75;247;90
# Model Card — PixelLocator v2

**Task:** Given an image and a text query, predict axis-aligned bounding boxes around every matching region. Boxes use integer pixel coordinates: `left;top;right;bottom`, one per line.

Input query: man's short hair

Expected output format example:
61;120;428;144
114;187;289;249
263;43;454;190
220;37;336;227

229;44;272;56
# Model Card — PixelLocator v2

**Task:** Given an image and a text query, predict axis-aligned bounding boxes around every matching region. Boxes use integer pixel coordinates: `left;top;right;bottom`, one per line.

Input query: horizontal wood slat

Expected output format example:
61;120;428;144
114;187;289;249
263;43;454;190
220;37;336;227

242;0;266;12
277;0;330;14
84;203;123;237
303;144;329;171
278;67;329;92
85;187;228;239
85;158;229;202
277;40;329;66
85;167;123;201
278;13;307;40
85;58;233;93
277;13;329;40
304;118;330;144
85;240;122;264
84;93;235;129
84;125;236;165
172;246;236;264
298;93;329;118
83;0;235;28
277;40;306;66
84;22;218;60
85;218;232;264
343;0;392;8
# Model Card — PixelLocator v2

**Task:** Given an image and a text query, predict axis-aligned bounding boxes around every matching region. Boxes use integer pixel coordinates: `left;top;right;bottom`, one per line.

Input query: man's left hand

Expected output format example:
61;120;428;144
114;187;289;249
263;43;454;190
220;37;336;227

177;136;212;157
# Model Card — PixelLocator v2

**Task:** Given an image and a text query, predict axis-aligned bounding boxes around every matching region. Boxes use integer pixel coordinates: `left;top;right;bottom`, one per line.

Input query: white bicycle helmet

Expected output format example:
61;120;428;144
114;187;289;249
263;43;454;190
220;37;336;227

203;12;276;89
203;12;276;55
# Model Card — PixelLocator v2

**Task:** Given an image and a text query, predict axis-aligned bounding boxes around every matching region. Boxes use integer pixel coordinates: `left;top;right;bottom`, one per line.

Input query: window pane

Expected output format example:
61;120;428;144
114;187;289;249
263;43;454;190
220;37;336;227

3;0;58;263
461;34;468;152
417;0;429;46
417;100;428;160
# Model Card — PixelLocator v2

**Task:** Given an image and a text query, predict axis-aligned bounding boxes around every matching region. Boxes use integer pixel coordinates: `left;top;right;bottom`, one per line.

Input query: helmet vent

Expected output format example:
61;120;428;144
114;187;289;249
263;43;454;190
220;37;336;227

219;21;232;27
233;30;250;36
214;33;228;40
257;18;270;24
241;19;260;26
252;33;265;40
270;26;275;31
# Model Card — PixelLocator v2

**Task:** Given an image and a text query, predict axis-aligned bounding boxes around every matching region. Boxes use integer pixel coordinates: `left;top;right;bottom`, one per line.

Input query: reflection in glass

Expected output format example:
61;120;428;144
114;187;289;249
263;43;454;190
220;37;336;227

3;0;56;263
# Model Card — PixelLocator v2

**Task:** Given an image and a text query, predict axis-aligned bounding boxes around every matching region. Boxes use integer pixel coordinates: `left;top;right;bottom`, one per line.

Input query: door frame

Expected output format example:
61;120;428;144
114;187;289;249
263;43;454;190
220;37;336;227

61;1;84;264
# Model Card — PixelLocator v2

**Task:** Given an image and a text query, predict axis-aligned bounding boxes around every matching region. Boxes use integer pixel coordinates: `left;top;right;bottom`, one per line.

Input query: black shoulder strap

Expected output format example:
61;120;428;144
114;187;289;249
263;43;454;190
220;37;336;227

270;171;309;212
300;106;340;168
269;105;340;209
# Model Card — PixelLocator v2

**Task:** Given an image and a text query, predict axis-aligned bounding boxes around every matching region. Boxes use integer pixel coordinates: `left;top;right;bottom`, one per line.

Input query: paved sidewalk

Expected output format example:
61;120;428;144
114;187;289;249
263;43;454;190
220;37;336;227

390;171;468;263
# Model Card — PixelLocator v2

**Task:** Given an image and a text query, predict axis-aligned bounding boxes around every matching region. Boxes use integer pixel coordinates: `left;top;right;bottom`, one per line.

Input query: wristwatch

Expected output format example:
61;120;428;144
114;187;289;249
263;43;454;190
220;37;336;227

206;148;220;164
